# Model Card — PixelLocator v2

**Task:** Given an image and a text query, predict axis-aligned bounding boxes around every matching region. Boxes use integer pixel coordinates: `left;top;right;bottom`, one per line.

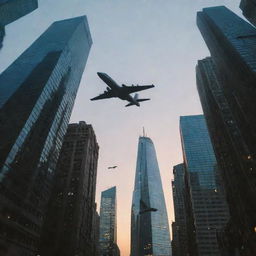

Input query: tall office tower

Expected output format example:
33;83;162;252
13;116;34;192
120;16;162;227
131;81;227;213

240;0;256;26
39;121;99;256
197;6;256;254
180;115;229;256
171;163;188;256
0;0;38;48
196;57;245;255
0;16;92;255
99;186;120;256
131;136;171;256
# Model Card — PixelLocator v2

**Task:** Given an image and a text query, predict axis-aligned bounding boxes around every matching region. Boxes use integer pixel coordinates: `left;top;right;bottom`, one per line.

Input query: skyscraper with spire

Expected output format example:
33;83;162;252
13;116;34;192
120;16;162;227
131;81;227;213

131;136;171;256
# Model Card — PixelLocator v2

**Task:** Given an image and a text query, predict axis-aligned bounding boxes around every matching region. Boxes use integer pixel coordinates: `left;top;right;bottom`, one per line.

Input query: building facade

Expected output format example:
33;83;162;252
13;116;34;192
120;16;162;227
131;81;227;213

39;122;99;256
0;16;92;255
92;205;100;256
180;115;229;256
0;0;38;48
99;186;119;256
171;164;188;256
240;0;256;26
131;136;171;256
171;222;178;256
196;57;245;255
197;6;256;254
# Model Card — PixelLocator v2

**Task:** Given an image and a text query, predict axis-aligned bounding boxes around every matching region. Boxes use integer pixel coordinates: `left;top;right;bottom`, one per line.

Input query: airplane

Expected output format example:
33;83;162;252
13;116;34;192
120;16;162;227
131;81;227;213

91;72;155;107
108;166;117;169
139;199;158;215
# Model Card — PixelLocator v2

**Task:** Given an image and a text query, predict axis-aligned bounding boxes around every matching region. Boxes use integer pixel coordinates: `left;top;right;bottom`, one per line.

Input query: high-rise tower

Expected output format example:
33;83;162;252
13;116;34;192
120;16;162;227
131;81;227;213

0;16;92;255
180;115;229;256
99;186;119;256
0;0;38;48
131;136;171;256
197;6;256;254
39;121;99;256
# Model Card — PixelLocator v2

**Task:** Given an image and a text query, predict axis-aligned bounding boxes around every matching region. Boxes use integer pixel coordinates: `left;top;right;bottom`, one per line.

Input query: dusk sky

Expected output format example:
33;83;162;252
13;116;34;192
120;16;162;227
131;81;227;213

0;0;241;255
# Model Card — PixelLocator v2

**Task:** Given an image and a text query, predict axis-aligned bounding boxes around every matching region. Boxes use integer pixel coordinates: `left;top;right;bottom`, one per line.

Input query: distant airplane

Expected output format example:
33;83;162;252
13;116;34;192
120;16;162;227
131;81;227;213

108;166;118;169
139;199;158;214
91;72;155;107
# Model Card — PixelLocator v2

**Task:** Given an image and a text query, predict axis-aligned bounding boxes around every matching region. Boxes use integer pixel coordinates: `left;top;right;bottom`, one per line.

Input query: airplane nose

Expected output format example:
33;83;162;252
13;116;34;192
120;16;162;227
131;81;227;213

97;72;104;77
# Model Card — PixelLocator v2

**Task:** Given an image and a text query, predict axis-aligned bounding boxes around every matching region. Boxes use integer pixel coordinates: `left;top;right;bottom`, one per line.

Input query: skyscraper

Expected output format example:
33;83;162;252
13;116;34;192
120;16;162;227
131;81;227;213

99;186;119;256
171;163;188;256
197;6;256;254
0;16;92;255
131;136;171;256
180;115;229;256
196;57;246;255
0;0;38;48
39;121;99;256
240;0;256;26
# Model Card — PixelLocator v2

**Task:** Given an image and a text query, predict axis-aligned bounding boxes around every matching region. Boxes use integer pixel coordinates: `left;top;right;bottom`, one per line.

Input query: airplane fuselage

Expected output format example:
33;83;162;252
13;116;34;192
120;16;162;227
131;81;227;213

97;72;140;106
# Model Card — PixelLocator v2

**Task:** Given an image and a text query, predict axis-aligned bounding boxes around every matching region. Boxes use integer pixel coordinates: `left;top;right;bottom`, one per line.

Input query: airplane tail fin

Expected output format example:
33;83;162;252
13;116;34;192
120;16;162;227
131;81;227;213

125;94;150;107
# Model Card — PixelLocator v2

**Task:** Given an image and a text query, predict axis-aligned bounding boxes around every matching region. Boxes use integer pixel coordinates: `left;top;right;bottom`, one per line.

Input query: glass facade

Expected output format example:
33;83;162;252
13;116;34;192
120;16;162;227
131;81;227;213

0;0;38;49
99;186;119;256
131;136;171;256
180;115;229;256
197;7;256;254
0;16;92;255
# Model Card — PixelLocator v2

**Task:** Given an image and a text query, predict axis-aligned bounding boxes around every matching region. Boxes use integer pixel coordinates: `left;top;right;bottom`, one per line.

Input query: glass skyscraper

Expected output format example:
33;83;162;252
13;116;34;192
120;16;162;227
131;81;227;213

99;186;120;256
180;115;229;256
0;16;92;255
197;6;256;254
131;136;171;256
0;0;38;48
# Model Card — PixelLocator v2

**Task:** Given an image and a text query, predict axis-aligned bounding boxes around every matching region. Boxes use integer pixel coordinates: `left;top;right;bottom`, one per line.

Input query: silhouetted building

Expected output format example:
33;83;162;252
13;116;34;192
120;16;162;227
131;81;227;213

92;205;100;256
131;136;171;256
171;222;179;256
240;0;256;26
171;163;188;256
39;121;99;256
99;187;119;256
0;0;38;48
196;57;244;256
197;6;256;255
180;115;229;256
0;16;92;255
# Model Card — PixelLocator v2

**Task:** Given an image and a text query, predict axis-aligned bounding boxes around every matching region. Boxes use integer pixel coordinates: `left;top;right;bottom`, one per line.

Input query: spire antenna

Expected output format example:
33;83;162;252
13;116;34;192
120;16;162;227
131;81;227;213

143;127;145;137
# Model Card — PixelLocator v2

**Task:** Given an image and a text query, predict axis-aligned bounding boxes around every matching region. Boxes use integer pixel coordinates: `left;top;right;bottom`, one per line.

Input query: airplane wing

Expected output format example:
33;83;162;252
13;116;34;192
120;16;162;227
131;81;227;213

90;90;115;101
121;84;154;94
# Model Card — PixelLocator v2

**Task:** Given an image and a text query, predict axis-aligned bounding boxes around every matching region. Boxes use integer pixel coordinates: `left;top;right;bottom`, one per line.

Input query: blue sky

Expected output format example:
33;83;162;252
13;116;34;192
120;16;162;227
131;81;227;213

0;0;241;254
